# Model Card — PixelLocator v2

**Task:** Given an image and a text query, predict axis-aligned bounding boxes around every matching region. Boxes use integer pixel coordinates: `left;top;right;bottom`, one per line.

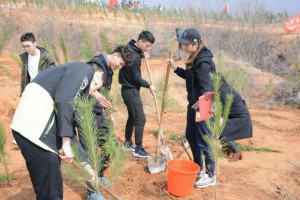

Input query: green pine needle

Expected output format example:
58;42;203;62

237;143;281;153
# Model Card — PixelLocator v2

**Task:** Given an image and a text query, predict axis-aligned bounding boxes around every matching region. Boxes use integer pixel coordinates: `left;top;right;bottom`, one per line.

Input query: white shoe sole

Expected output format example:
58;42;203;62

133;152;149;158
195;180;217;188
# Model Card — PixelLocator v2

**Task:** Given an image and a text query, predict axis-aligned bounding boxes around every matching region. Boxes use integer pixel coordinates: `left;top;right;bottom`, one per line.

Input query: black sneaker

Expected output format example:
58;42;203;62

123;140;135;152
133;145;149;158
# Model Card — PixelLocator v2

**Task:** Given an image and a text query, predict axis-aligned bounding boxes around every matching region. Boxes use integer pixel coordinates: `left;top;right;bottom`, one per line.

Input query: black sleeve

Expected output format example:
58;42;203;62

195;62;214;93
129;54;150;88
174;67;186;79
55;66;94;138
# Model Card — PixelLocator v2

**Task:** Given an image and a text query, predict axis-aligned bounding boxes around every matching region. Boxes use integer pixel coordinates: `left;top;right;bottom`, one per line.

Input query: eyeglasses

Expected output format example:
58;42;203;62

22;44;33;48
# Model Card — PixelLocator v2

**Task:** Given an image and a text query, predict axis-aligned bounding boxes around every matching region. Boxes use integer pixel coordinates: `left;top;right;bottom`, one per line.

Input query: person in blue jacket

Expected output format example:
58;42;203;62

11;45;134;200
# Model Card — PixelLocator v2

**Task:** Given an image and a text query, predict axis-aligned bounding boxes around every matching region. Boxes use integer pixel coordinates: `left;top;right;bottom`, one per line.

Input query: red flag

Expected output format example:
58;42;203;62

109;0;119;8
283;14;300;34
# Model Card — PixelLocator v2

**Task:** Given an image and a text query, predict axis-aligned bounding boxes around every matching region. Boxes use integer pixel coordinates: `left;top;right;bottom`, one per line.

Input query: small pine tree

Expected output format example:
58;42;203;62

204;72;233;200
62;92;125;198
0;123;12;186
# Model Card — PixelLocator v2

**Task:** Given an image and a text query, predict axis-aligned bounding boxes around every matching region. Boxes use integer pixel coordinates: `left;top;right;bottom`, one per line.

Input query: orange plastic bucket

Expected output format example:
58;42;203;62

166;159;200;197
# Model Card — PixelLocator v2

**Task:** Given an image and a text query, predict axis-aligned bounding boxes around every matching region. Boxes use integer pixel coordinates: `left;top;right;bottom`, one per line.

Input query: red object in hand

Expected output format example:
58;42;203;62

192;95;213;122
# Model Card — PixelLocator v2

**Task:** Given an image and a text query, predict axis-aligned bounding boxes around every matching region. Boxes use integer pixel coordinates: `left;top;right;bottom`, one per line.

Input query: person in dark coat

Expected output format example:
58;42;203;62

169;28;216;188
175;28;184;60
10;45;134;200
118;31;156;158
219;85;253;162
168;28;253;188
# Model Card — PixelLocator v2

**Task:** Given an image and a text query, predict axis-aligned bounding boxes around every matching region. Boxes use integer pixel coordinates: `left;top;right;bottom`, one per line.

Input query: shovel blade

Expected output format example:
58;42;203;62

161;147;173;161
147;153;166;174
182;136;190;149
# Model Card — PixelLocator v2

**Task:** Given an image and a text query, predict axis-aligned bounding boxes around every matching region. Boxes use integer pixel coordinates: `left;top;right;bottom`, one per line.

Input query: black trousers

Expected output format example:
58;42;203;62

186;106;215;176
121;87;146;146
12;130;63;200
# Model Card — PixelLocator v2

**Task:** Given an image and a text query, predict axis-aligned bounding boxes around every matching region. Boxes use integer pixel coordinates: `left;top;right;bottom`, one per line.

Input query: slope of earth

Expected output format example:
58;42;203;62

0;52;299;200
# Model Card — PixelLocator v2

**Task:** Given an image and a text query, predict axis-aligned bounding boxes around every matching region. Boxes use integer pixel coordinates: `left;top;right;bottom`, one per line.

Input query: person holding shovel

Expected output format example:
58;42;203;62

10;45;134;200
168;28;216;188
169;28;253;188
119;30;156;158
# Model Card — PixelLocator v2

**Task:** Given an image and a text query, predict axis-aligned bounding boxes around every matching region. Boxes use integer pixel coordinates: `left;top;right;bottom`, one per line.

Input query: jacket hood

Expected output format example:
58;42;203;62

128;39;143;55
195;46;213;63
87;54;114;90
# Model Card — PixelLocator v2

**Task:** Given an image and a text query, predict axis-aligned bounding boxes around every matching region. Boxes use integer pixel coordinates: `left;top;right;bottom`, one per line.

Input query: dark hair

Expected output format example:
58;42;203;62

137;31;155;44
112;45;134;66
20;32;36;43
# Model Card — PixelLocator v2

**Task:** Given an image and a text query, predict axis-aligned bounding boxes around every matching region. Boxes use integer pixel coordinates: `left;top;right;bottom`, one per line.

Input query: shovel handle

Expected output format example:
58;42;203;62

156;51;172;149
144;57;161;123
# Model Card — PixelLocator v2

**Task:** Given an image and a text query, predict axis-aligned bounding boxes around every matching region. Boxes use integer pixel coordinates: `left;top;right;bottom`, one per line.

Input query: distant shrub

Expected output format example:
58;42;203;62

0;65;13;78
116;33;131;45
0;23;15;54
41;37;60;64
99;31;113;54
216;52;248;96
81;30;94;60
0;122;12;186
58;35;68;63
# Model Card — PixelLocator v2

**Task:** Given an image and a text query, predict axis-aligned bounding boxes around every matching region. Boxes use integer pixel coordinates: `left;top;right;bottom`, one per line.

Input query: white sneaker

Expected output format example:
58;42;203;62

197;170;208;179
195;175;216;188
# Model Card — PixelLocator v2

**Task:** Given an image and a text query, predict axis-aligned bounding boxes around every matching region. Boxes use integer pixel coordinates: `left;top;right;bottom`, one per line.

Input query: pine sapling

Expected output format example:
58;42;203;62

0;123;12;186
204;72;233;200
62;91;126;199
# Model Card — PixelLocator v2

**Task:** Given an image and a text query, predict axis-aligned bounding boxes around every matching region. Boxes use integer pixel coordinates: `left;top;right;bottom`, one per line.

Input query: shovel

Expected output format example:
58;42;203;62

147;52;173;174
181;136;192;161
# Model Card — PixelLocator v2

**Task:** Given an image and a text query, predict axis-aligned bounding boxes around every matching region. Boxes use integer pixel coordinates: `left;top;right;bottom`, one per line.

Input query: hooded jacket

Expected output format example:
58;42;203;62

87;54;113;114
19;46;55;96
174;46;252;141
11;62;94;153
174;46;215;105
87;54;113;90
118;39;150;89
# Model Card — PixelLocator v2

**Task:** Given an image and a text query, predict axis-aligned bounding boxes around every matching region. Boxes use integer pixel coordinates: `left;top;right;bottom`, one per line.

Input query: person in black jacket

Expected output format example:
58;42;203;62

119;31;155;158
175;28;184;60
168;28;216;188
169;28;253;188
10;45;134;200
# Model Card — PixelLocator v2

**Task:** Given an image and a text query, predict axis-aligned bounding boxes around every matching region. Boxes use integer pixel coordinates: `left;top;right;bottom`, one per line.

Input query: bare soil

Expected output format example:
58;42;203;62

0;51;299;200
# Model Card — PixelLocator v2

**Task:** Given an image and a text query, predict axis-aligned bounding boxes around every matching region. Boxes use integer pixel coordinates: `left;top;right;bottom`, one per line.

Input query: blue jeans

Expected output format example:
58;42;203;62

186;106;215;177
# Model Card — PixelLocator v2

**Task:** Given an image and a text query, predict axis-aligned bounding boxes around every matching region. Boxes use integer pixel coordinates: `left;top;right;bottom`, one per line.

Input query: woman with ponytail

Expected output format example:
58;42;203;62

169;28;253;189
168;28;216;188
